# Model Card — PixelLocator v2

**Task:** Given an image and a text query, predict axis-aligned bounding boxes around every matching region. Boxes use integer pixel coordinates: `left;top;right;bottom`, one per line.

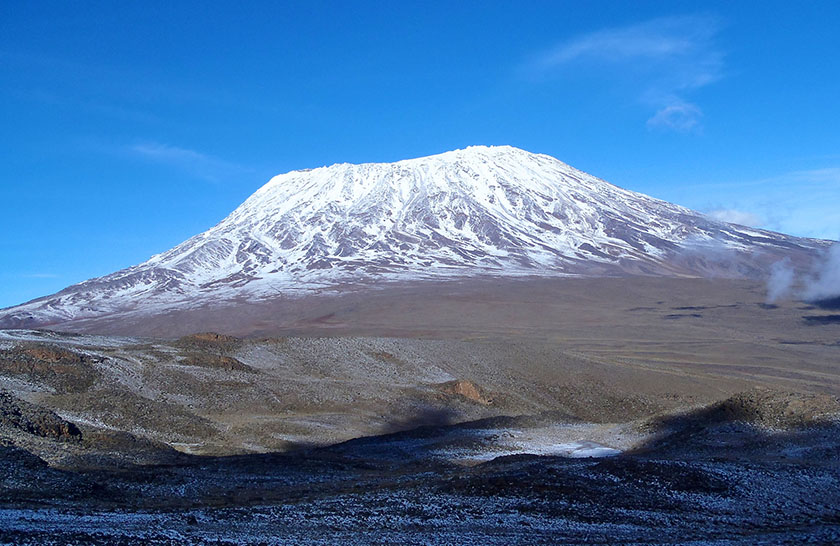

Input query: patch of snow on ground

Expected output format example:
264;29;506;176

431;423;624;463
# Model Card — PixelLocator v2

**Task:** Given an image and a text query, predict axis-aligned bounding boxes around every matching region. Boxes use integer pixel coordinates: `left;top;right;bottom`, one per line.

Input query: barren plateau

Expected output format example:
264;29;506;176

0;277;839;543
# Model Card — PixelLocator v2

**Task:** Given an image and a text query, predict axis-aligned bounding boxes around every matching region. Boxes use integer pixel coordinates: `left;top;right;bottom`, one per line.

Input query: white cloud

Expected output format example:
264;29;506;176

128;142;250;183
537;15;721;73
529;15;723;132
647;101;703;132
706;209;762;227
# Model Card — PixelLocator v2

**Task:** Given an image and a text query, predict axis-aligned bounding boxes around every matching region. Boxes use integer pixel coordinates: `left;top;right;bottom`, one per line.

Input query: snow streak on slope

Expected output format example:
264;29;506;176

0;146;828;327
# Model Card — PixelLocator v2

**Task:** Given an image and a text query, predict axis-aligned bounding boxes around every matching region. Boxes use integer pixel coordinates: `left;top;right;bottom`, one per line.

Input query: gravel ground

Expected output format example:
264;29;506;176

0;453;838;544
0;324;839;543
1;400;839;544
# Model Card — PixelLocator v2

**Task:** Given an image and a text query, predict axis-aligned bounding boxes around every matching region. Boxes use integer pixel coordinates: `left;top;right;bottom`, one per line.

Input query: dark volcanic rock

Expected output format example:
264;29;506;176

0;391;81;440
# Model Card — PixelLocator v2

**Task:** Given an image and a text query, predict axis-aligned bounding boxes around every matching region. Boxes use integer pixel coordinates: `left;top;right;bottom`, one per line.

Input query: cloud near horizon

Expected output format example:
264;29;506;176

689;167;840;241
706;208;762;227
530;15;724;132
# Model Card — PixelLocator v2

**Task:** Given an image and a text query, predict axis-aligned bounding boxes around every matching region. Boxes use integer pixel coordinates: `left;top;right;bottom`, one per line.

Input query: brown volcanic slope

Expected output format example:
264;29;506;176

1;277;838;458
2;278;839;543
46;276;840;394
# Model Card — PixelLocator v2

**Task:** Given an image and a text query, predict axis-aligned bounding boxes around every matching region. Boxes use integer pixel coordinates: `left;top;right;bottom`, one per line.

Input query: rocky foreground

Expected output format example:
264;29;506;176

0;391;839;544
0;326;839;543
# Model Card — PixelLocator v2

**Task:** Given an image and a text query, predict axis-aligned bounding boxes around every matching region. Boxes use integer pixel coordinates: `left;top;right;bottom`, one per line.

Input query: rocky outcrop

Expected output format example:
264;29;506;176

440;380;493;405
0;391;81;440
0;344;101;393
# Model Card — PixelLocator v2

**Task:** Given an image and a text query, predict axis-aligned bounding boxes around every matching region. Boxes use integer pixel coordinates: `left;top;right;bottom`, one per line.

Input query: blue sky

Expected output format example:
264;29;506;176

1;1;839;308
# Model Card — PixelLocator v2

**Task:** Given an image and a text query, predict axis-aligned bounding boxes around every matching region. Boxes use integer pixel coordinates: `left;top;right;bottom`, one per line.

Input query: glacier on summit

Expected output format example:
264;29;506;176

0;145;828;327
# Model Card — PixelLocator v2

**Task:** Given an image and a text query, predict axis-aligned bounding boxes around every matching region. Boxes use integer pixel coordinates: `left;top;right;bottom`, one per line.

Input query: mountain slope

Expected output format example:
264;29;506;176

0;145;828;329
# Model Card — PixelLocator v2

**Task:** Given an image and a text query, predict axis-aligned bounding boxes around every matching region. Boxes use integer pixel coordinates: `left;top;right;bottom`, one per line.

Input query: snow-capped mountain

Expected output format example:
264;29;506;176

0;145;828;329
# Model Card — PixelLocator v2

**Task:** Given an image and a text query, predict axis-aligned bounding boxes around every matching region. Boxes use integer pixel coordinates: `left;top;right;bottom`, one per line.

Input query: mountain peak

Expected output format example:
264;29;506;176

0;146;827;329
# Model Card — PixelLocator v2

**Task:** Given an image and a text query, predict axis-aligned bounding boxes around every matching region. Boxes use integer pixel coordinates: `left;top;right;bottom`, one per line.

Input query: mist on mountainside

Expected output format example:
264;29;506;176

765;244;840;306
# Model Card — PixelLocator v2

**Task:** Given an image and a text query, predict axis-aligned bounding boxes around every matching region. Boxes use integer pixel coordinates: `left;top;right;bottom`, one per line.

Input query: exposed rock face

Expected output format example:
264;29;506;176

0;391;81;440
441;380;493;405
22;346;84;363
0;345;101;393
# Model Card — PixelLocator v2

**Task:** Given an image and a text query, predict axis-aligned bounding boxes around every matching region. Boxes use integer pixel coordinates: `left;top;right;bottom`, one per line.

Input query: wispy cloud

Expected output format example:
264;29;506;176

788;167;840;185
528;15;724;132
19;273;59;279
706;209;762;227
646;101;703;132
128;142;252;183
